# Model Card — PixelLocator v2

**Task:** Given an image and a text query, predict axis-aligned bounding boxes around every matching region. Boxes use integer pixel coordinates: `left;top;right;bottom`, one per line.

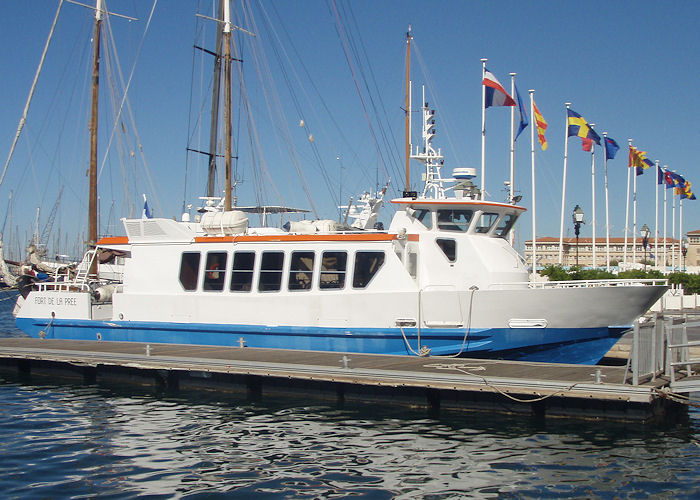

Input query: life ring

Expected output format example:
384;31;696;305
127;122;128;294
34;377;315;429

206;263;221;280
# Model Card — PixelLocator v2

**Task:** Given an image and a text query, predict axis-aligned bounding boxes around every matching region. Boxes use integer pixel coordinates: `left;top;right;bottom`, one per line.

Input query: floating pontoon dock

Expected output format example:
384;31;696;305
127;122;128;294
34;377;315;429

1;314;698;422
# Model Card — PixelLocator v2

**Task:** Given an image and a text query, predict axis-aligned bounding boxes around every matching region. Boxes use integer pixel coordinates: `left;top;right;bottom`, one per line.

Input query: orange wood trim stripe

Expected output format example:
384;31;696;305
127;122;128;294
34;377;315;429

407;233;419;241
97;236;129;245
194;236;235;243
194;233;400;243
390;198;527;211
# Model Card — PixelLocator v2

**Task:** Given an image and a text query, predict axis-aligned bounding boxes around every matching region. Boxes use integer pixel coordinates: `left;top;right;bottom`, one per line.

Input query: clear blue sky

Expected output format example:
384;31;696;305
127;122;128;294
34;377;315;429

1;1;697;258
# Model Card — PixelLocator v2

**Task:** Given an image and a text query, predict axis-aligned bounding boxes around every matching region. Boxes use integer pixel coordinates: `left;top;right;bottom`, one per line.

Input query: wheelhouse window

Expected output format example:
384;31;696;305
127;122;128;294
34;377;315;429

320;251;347;289
407;251;417;279
494;214;516;238
436;238;456;262
258;251;284;292
353;251;385;289
437;209;473;232
203;252;228;291
289;251;315;291
179;252;201;291
414;208;432;229
230;251;255;292
475;212;499;234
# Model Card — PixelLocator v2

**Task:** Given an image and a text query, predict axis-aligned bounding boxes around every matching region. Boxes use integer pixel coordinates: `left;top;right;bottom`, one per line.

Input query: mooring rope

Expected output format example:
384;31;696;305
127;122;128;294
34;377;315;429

425;362;581;403
653;387;700;408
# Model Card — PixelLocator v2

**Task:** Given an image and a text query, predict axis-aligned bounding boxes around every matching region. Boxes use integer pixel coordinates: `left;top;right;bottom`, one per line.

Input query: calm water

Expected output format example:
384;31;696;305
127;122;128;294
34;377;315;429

1;289;699;499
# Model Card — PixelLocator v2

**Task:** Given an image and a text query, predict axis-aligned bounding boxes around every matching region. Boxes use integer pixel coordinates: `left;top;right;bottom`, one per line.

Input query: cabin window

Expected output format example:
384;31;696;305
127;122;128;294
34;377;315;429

353;251;385;288
179;252;201;291
258;251;284;292
475;212;499;233
289;251;315;291
437;209;473;232
230;251;255;292
414;209;432;229
320;251;347;289
202;252;228;292
407;251;418;279
436;238;457;262
203;252;228;291
494;214;516;238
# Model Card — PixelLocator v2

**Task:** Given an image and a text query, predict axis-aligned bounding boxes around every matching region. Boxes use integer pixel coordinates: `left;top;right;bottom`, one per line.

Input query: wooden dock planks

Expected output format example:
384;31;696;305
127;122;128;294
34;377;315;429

0;337;666;407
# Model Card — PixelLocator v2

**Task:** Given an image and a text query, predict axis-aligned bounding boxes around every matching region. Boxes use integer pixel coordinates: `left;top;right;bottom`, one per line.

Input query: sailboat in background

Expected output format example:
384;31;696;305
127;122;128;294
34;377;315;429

1;0;153;294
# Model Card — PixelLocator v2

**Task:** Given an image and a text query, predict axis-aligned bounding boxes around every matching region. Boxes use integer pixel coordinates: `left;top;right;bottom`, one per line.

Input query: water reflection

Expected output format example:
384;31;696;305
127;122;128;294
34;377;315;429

0;375;697;498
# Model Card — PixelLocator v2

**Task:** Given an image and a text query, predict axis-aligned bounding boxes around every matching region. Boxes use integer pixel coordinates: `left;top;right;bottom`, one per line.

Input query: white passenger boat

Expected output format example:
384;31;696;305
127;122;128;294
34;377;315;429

13;100;666;364
11;6;666;364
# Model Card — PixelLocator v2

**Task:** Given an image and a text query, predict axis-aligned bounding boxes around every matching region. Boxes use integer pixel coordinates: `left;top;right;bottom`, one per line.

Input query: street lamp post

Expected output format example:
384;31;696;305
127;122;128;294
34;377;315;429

641;224;650;271
682;238;688;272
572;205;585;268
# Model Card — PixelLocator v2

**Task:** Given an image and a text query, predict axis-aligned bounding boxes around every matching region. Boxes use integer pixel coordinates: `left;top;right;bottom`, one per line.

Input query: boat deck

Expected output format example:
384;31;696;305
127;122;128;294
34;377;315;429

0;338;687;422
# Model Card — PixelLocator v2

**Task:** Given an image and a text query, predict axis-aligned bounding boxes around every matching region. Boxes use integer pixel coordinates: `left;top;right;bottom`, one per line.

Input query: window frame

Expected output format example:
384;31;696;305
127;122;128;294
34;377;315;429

203;251;228;292
319;251;347;290
436;209;473;232
288;251;315;291
178;252;201;292
258;251;285;292
230;251;256;292
352;251;386;289
435;238;457;262
474;212;500;234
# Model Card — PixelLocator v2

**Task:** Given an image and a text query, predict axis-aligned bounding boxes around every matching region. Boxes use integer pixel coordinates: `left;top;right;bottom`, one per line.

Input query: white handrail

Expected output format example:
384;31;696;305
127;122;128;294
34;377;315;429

491;278;667;290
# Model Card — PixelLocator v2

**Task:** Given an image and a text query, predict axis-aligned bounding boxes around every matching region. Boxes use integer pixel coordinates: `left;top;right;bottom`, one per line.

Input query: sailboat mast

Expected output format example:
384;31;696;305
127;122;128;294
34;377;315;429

404;26;412;195
88;0;103;274
206;1;225;198
223;0;233;211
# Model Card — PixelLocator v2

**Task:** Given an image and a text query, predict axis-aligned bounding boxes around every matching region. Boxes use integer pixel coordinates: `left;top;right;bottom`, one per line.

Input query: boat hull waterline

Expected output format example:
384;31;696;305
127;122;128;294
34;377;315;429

16;283;665;365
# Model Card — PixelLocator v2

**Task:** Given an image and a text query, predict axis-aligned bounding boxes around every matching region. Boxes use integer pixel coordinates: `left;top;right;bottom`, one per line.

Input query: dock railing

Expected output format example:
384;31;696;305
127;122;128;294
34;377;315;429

664;315;700;385
627;313;665;385
626;313;700;389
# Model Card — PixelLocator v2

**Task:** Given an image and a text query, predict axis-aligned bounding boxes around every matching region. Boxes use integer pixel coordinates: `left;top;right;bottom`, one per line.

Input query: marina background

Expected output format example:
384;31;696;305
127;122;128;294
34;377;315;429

0;291;699;497
0;1;698;260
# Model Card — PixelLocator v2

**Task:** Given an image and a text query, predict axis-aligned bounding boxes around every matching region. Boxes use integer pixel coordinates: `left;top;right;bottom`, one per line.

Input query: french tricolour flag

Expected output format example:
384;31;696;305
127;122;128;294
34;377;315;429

483;69;516;108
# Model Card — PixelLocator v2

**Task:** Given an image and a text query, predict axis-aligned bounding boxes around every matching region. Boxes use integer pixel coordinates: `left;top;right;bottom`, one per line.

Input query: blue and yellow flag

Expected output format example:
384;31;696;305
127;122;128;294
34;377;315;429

567;108;601;145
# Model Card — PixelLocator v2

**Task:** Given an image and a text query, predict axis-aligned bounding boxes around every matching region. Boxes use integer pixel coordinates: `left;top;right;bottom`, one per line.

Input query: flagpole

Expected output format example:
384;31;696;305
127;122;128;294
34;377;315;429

680;197;684;272
481;58;487;200
590;124;596;268
663;168;668;271
654;160;660;269
672;192;676;271
558;102;571;265
529;89;537;276
633;155;638;266
624;140;632;267
603;132;611;272
509;73;516;203
509;73;516;246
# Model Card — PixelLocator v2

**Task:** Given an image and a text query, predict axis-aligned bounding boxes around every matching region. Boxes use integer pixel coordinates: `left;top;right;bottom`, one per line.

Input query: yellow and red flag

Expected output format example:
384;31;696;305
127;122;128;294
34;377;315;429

533;100;547;150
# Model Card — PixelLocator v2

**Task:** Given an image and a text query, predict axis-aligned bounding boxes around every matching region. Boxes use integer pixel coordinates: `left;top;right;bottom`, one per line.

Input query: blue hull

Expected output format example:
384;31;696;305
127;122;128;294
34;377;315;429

15;317;628;365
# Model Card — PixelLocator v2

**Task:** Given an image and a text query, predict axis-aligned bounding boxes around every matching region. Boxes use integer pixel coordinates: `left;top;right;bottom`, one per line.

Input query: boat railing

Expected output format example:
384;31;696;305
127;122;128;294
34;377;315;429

36;281;91;293
490;278;668;290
